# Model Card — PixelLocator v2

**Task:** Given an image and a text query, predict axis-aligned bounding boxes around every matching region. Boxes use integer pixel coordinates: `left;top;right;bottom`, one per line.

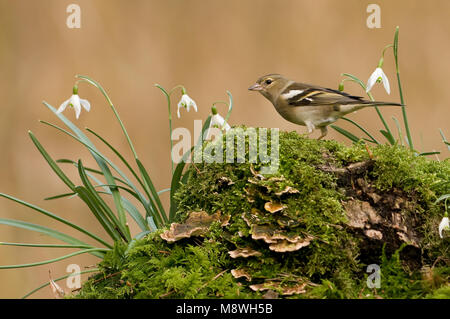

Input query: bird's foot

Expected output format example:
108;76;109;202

317;127;328;140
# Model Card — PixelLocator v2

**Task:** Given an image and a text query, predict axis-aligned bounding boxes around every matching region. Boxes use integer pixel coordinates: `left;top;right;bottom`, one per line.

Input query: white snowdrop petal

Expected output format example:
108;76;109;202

439;217;449;238
80;99;91;111
56;99;70;114
191;100;198;112
70;95;81;119
366;70;379;93
380;70;391;95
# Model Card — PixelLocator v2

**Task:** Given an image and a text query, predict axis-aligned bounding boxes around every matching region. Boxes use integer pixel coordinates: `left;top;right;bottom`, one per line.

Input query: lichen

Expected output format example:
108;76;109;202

74;128;449;299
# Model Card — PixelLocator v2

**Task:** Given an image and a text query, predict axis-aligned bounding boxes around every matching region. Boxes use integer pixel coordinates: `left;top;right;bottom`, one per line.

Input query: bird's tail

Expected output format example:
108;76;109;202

338;101;404;115
361;101;404;107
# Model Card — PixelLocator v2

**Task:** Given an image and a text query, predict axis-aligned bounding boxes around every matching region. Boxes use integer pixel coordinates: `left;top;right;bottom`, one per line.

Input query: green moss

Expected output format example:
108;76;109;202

75;128;449;299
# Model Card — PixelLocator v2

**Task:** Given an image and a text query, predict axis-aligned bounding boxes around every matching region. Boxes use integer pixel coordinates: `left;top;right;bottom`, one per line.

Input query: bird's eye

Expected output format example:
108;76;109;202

265;79;273;85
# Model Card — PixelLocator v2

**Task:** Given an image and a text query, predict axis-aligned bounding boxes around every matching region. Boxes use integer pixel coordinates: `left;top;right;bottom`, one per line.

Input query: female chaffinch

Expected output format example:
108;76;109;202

249;74;402;139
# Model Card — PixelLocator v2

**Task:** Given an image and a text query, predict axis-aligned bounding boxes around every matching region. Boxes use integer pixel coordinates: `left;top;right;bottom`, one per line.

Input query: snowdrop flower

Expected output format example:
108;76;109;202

177;90;197;118
210;106;230;131
439;213;449;238
366;67;390;94
56;85;91;119
366;57;390;95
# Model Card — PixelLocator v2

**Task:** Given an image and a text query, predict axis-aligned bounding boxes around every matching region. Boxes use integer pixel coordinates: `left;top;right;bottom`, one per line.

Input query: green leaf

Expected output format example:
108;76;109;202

341;117;379;144
419;151;441;157
93;184;142;202
136;158;167;224
78;160;129;242
121;197;148;232
0;248;107;269
74;186;122;242
157;188;171;195
0;242;94;249
57;158;129;186
330;125;361;143
86;128;149;198
380;129;396;145
393;26;400;70
392;116;404;146
85;171;149;232
42;103;131;241
0;218;107;257
147;216;158;232
28;132;75;190
439;129;450;151
0;193;111;249
59;159;151;228
44;192;76;201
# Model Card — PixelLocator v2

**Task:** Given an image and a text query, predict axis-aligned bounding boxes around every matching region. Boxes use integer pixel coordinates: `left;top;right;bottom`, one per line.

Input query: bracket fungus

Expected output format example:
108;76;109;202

249;282;307;296
228;248;262;258
264;201;286;214
231;269;252;281
160;211;229;242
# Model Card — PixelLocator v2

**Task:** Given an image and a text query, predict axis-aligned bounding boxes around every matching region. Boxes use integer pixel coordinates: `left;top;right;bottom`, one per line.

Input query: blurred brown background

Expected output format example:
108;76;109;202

0;0;448;298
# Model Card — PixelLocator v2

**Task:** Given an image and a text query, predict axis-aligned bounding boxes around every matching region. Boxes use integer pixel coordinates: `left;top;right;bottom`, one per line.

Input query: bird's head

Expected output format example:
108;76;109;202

248;74;290;103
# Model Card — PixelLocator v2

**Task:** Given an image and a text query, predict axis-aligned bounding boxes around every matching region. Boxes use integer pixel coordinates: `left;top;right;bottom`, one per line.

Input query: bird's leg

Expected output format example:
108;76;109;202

317;126;328;140
305;121;316;138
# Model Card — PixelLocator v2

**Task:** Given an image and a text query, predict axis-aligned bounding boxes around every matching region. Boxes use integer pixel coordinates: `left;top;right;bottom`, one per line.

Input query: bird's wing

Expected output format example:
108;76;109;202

282;83;366;107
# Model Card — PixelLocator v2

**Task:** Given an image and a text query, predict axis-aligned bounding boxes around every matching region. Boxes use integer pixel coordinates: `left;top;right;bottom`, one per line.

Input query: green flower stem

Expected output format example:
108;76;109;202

396;72;412;149
393;27;413;150
155;84;187;176
155;84;174;175
224;91;233;123
368;90;394;143
169;84;186;96
382;44;394;58
76;75;138;159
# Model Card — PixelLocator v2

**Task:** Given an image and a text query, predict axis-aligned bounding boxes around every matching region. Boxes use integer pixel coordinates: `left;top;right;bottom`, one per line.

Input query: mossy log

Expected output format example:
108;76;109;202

75;128;449;299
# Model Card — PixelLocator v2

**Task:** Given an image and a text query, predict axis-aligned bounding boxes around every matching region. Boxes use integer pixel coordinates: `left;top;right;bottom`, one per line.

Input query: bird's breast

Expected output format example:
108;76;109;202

275;104;340;127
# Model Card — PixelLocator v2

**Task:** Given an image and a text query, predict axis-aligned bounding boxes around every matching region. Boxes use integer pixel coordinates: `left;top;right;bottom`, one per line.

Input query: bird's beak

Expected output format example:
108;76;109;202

248;83;263;91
